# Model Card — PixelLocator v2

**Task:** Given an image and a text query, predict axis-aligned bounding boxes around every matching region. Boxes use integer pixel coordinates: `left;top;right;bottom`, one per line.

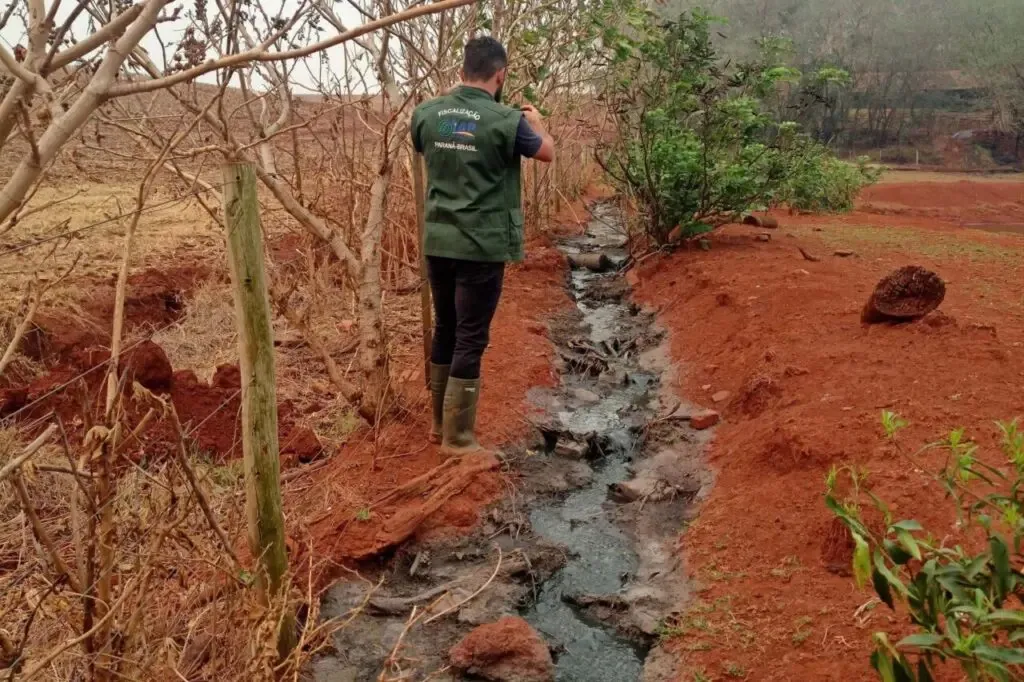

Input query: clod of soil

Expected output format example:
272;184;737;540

124;340;173;390
449;616;555;682
736;375;782;417
862;265;946;323
211;363;241;389
281;427;324;464
820;517;854;576
690;410;720;430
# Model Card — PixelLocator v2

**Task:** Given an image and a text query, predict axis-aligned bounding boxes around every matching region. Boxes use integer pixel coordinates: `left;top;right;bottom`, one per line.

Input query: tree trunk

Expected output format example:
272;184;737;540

221;162;295;659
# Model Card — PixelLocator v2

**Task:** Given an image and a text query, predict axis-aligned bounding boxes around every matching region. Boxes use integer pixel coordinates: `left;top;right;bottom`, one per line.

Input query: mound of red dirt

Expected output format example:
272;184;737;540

287;242;569;574
21;265;210;365
449;616;554;682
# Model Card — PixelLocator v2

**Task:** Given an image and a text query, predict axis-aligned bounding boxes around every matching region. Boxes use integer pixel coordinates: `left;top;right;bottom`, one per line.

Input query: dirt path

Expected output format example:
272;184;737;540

633;189;1024;680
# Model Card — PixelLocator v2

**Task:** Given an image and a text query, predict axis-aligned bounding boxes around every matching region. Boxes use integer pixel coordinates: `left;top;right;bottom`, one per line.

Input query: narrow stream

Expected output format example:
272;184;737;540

522;204;659;681
313;203;692;682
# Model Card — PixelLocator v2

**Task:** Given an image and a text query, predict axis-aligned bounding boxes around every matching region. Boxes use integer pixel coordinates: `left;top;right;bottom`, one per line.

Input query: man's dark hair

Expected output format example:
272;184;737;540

463;36;507;81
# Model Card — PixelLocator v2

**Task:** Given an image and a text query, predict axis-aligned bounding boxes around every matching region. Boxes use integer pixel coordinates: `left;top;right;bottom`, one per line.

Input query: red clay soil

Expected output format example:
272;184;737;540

288;239;571;574
634;193;1024;680
0;261;313;462
856;180;1024;226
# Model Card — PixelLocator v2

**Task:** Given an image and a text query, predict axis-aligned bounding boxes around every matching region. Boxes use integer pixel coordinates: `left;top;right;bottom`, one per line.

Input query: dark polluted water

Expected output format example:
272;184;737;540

522;204;658;682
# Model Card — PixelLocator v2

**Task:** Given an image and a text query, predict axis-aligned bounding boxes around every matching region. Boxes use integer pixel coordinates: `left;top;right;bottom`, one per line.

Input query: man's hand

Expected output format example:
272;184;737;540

518;104;555;163
520;104;545;131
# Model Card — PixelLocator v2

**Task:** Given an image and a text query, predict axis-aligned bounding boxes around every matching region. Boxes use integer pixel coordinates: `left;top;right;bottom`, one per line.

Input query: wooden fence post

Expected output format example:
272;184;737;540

412;151;432;387
221;162;296;657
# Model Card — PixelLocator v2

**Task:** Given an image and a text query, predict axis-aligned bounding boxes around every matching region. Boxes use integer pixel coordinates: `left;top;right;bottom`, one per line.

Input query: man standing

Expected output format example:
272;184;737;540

411;36;555;456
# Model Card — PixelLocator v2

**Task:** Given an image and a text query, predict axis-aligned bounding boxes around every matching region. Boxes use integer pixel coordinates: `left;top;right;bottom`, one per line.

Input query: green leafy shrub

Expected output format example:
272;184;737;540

781;142;880;214
596;9;877;244
826;412;1024;682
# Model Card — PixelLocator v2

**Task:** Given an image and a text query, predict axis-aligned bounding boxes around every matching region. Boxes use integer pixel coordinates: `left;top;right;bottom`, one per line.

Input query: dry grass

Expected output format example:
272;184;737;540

153;280;238;382
0;181;219;315
0;421;348;681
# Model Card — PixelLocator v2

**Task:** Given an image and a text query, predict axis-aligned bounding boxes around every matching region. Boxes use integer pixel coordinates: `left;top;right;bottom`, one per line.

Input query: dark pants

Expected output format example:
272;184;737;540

427;256;505;380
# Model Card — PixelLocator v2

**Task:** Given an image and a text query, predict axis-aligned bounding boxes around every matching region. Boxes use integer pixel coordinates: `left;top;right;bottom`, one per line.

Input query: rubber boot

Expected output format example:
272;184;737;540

428;363;450;444
440;377;487;457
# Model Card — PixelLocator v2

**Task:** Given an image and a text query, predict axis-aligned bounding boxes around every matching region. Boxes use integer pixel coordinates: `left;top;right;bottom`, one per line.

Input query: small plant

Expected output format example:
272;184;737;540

355;508;372;522
826;413;1024;682
770;554;802;579
792;616;814;646
655;617;686;641
724;661;747;678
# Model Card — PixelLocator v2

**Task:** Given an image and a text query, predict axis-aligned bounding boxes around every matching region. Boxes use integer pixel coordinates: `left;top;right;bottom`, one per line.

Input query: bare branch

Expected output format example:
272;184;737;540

106;0;476;97
0;424;58;484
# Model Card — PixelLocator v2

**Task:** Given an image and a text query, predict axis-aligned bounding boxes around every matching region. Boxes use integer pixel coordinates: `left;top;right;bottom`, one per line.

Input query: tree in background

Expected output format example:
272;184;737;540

956;0;1024;158
595;8;877;244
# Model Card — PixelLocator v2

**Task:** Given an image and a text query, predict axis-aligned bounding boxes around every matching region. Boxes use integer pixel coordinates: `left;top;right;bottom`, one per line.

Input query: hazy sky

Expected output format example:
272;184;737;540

0;0;385;93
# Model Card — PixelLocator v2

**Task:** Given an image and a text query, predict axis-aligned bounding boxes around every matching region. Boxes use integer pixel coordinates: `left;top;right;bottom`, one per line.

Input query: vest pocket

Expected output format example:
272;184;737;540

509;208;524;257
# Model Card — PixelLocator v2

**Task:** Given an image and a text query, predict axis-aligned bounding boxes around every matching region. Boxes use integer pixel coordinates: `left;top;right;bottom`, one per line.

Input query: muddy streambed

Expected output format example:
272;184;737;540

312;204;711;681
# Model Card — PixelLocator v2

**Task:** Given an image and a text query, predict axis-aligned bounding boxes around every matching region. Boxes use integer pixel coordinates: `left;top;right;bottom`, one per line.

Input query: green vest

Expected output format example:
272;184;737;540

411;86;524;263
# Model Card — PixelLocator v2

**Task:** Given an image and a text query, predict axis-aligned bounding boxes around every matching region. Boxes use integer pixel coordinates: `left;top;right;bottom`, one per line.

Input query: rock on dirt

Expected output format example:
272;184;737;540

711;390;731;403
690;410;720;430
862;265;946;324
282;427;324;463
572;387;600;403
449;616;554;682
124;340;173;390
554;439;588;460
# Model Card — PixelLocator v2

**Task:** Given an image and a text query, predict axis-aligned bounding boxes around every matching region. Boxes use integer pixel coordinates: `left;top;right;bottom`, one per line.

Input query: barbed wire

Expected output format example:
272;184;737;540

0;180;231;260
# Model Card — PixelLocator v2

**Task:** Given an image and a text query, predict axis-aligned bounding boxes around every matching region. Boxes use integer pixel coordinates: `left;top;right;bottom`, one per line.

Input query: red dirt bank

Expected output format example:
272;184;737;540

289;240;570;571
635;194;1024;680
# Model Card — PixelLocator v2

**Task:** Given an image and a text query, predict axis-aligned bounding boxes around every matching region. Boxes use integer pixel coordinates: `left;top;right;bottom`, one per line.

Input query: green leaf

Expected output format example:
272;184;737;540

983;610;1024;627
894;660;914;682
852;533;871;589
872;648;897;682
891;520;923;532
872;568;894;609
990;535;1012;600
896;529;922;562
896;633;944;651
974;644;1024;664
874;551;909;598
883;539;914;566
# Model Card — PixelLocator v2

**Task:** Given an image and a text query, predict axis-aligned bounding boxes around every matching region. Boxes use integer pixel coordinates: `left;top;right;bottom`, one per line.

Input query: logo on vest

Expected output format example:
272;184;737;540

438;118;477;139
436;117;478;152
